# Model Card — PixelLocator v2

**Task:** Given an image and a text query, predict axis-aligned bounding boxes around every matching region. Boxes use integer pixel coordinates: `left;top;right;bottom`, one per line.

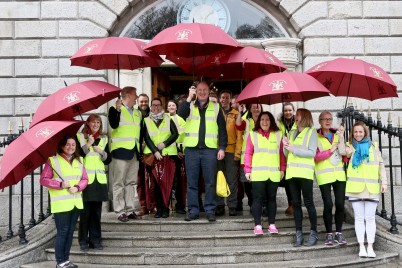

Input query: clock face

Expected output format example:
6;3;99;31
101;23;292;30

177;0;231;33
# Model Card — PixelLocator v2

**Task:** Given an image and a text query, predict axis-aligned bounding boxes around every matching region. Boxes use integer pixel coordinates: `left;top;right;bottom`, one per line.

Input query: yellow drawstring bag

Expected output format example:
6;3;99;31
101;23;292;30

216;170;230;197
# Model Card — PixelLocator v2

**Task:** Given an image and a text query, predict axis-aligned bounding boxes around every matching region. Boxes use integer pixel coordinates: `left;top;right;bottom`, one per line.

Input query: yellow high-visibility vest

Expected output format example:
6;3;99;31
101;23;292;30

315;133;346;185
278;120;296;137
250;131;282;182
184;101;219;149
77;133;107;185
143;114;177;156
240;118;255;165
169;113;186;144
48;155;84;213
286;127;315;180
110;106;141;152
346;143;380;194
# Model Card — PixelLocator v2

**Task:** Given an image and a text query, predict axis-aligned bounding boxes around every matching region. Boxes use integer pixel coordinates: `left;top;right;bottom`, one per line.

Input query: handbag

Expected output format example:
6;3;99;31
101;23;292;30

216;170;230;197
142;153;154;166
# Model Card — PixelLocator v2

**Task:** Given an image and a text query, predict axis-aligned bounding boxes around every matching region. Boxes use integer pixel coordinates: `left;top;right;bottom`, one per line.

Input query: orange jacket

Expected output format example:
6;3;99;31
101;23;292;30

223;108;243;158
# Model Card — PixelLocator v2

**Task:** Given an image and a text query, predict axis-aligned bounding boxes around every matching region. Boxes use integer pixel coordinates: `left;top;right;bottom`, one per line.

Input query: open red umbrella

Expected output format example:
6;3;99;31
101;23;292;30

145;23;242;78
237;72;330;104
306;58;398;101
197;46;287;80
0;120;84;190
70;37;164;86
30;80;121;128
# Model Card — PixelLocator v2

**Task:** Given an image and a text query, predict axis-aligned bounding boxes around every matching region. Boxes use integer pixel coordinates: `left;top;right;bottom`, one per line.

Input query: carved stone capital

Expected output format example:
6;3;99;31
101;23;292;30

261;38;302;71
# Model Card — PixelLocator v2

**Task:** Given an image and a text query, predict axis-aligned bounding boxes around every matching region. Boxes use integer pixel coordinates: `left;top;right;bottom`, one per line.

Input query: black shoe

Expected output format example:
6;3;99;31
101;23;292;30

229;207;237;216
154;210;163;218
93;244;103;250
184;213;199;221
215;205;225;216
206;213;216;222
236;202;243;211
162;208;170;218
305;230;318;246
175;206;186;214
80;244;89;251
294;230;304;247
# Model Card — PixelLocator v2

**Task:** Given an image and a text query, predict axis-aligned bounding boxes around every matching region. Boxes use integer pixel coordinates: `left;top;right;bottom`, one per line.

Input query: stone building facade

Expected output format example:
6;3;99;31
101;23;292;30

0;0;401;233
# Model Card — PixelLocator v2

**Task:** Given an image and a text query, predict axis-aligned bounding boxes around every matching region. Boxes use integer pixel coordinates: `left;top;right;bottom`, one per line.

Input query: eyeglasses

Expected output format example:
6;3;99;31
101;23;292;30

151;104;161;107
320;118;333;121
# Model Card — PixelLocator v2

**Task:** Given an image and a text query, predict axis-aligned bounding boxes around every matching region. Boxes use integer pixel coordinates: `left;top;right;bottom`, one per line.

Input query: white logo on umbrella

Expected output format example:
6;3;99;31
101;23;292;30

83;44;98;55
176;29;192;40
270;80;287;91
211;53;226;65
35;127;54;138
264;54;276;63
313;62;327;71
369;67;383;79
64;91;80;104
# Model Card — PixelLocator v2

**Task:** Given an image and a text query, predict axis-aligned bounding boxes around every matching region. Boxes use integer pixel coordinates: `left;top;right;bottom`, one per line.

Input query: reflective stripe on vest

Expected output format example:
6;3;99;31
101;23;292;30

48;155;84;213
170;114;186;144
250;131;282;182
346;144;380;194
184;102;219;149
111;106;141;152
77;133;107;185
315;133;346;185
143;114;177;155
286;128;315;180
240;119;255;164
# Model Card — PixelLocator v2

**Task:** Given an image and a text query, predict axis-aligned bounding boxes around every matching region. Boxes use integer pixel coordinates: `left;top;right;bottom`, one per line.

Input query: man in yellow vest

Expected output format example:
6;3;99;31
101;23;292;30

108;86;142;222
178;81;228;222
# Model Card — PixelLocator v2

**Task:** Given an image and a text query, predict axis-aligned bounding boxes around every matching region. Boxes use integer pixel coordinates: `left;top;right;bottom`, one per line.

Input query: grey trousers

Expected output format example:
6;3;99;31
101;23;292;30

216;152;239;209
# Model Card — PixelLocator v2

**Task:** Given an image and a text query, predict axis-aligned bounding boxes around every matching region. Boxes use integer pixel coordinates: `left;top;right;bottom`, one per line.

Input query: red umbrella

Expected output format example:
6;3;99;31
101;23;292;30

145;23;241;77
197;46;287;80
30;80;121;128
151;156;176;208
237;72;330;105
306;58;398;101
70;37;164;86
0;120;84;190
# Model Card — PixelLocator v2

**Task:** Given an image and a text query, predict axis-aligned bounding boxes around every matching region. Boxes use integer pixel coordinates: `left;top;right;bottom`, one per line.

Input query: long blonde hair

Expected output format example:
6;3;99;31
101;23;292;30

296;108;313;128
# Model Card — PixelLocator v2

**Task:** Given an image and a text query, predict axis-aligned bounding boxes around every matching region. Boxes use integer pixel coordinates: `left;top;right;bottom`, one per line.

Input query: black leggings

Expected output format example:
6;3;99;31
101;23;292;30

251;180;279;225
288;178;317;231
319;180;346;233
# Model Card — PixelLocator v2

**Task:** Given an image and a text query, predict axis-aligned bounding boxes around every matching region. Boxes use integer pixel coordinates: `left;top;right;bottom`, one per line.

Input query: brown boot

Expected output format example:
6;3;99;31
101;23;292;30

285;204;294;216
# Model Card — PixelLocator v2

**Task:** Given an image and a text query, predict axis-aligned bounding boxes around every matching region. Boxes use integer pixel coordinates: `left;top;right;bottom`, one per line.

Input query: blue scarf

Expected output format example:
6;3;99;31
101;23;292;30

351;137;371;169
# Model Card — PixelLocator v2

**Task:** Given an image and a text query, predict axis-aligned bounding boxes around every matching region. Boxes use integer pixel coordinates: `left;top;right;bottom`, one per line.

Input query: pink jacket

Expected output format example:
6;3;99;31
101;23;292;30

244;129;286;174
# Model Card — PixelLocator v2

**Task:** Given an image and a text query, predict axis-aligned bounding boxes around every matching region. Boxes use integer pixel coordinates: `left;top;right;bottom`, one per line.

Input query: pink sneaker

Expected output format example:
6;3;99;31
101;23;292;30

253;225;264;236
268;224;279;234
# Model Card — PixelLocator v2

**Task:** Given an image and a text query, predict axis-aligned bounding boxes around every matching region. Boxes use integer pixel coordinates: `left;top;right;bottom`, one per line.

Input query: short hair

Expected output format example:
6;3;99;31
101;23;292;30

82;114;105;136
296;108;313;128
57;135;81;163
167;99;177;108
138;93;149;100
151;97;162;106
219;90;232;98
121;86;136;99
349;121;370;143
318;111;332;121
253;111;279;132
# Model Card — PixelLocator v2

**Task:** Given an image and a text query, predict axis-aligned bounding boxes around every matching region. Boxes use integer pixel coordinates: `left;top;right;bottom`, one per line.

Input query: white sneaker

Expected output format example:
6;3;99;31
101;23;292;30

359;246;368;258
367;247;376;258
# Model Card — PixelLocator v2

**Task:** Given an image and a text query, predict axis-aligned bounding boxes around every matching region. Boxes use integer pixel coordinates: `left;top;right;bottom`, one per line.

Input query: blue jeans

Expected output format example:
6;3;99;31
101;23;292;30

54;207;81;264
185;148;218;215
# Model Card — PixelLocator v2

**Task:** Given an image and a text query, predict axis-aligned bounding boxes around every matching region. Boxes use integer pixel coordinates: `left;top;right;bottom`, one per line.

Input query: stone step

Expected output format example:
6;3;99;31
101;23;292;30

72;224;356;248
20;250;399;268
44;239;363;265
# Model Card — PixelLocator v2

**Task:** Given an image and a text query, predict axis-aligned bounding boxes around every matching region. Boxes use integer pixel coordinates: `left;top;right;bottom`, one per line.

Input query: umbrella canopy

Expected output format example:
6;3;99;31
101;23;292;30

70;37;164;70
306;58;398;101
237;72;330;105
151;156;176;208
197;46;287;80
30;80;121;128
0;120;85;190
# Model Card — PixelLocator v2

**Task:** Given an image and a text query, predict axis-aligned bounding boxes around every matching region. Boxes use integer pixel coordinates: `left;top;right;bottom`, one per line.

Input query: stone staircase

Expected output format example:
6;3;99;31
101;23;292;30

21;206;399;268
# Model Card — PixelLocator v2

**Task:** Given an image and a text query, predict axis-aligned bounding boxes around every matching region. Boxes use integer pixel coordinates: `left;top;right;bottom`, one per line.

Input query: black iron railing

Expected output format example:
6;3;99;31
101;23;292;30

338;105;401;234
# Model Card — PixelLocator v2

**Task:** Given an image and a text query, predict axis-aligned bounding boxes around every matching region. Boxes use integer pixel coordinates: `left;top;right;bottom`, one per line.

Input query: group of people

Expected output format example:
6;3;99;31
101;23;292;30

40;82;387;268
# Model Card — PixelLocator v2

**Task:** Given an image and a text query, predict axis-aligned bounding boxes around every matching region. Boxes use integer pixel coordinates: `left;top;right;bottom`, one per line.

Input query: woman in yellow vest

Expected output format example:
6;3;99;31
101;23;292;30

314;111;347;246
244;111;285;235
167;99;187;214
76;114;111;251
40;135;88;268
235;103;263;211
283;108;318;247
277;102;297;216
338;121;387;258
144;98;178;218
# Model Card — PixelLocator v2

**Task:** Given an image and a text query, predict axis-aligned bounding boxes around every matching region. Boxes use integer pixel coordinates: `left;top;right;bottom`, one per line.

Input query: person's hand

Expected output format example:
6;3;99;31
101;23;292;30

234;156;240;161
345;146;353;155
331;143;338;153
178;152;184;159
157;142;165;150
280;171;285;180
284;143;294;152
187;86;196;102
381;184;387;193
154;151;163;161
93;146;102;154
238;104;245;113
282;136;289;147
116;99;122;111
87;135;94;147
68;186;78;194
62;181;70;189
245;173;251;181
337;125;345;137
217;149;225;160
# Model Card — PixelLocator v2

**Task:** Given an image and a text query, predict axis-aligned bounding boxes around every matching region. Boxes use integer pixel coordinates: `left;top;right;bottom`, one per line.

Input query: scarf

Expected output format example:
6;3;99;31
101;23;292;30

352;137;371;169
149;110;165;123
